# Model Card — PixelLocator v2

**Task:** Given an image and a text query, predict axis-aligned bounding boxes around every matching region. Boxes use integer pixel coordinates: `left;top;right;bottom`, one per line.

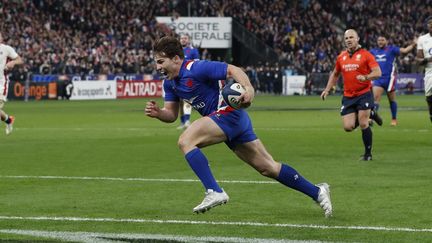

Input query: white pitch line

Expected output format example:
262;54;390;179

0;216;430;233
0;229;325;243
0;175;277;184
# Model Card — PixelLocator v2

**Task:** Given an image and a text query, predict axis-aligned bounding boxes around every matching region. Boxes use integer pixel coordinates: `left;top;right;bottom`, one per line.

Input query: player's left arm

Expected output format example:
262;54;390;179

357;66;381;82
357;52;381;82
227;64;254;108
5;46;24;71
399;37;417;54
5;56;23;71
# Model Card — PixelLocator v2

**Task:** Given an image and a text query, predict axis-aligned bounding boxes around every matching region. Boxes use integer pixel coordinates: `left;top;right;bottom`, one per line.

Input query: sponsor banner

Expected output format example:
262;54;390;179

68;74;149;82
8;81;57;100
394;73;424;91
283;75;306;95
156;17;232;48
33;74;153;82
32;75;58;82
117;80;163;98
70;81;117;100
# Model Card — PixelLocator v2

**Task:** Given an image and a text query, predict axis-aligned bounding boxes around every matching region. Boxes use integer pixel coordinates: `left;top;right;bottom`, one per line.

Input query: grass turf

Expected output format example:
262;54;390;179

0;95;431;242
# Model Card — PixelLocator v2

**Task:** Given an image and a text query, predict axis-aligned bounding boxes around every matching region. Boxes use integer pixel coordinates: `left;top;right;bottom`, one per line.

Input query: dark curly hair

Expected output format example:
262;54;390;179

153;36;185;59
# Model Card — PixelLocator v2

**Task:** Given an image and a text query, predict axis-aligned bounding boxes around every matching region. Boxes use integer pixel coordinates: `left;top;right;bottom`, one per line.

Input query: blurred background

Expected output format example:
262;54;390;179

0;0;430;100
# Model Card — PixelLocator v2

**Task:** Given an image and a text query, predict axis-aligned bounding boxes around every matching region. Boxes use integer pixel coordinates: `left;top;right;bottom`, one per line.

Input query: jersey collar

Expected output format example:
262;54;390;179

173;59;188;82
347;45;362;57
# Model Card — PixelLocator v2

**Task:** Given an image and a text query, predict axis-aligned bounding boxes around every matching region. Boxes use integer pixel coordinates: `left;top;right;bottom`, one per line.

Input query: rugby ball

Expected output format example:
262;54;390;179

222;82;246;109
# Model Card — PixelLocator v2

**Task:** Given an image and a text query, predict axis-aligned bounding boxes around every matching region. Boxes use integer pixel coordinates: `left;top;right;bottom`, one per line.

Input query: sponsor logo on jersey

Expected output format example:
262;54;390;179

375;54;387;62
342;64;360;71
184;95;198;104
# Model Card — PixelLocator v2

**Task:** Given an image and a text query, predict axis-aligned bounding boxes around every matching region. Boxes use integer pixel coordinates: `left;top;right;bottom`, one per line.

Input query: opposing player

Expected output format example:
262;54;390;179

321;29;382;161
146;36;332;217
177;34;200;130
415;16;432;123
0;32;23;135
370;35;417;126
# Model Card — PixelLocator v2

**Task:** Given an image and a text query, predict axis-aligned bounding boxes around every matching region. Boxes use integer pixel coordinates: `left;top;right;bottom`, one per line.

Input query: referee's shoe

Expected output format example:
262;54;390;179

370;110;383;126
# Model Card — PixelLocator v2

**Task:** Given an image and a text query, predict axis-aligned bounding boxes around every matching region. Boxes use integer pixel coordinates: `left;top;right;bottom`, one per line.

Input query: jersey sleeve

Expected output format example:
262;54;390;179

366;51;379;69
192;60;228;81
391;46;401;56
163;80;180;102
6;45;18;59
417;36;424;51
192;49;200;60
335;57;342;72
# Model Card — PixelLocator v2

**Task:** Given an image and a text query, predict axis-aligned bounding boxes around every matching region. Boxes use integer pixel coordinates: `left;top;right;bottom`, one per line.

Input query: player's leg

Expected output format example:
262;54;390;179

357;91;374;160
372;85;384;112
358;108;373;161
342;112;357;132
0;100;14;135
426;95;432;123
368;85;383;126
233;140;332;217
340;95;361;131
177;101;185;129
425;76;432;123
387;90;398;126
178;116;229;213
179;116;226;191
182;102;192;127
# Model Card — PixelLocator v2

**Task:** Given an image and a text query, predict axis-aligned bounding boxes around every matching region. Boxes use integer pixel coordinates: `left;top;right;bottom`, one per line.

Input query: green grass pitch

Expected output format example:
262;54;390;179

0;95;431;242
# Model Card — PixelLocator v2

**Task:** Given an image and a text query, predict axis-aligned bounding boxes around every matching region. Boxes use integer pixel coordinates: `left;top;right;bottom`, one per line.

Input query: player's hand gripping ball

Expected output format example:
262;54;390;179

222;82;246;109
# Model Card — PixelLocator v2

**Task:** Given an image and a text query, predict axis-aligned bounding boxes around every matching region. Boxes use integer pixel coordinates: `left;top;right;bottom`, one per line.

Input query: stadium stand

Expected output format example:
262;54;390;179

0;0;430;82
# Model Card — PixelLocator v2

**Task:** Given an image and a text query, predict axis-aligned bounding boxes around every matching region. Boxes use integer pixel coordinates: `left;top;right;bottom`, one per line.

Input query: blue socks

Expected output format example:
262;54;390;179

180;115;191;124
390;101;397;119
185;148;222;192
183;114;190;122
185;149;320;200
277;164;319;200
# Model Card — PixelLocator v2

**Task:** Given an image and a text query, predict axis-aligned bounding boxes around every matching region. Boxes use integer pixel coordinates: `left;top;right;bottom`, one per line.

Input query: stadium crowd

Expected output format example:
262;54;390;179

1;0;431;93
1;0;174;76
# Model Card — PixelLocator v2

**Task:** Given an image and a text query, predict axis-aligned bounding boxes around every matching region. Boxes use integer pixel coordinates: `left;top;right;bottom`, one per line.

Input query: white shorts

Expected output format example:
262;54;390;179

425;75;432;97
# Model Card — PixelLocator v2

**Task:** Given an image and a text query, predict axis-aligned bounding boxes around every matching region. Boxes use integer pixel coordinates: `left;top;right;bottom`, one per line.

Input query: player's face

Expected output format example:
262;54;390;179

154;54;180;79
344;31;359;50
377;37;387;48
180;36;189;47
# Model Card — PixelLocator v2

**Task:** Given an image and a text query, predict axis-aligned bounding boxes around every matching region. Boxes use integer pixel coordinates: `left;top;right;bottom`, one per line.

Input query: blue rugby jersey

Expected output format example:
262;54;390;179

183;46;200;60
370;45;400;80
163;60;229;116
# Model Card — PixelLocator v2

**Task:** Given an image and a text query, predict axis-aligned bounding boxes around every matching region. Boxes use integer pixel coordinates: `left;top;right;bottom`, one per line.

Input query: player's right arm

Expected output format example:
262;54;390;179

415;49;432;65
145;80;180;123
321;67;340;100
415;36;432;65
399;37;417;54
4;46;23;71
145;100;179;123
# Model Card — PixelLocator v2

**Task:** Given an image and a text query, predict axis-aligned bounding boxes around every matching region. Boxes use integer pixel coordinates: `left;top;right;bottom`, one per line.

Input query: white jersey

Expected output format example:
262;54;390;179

417;33;432;96
0;43;19;100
